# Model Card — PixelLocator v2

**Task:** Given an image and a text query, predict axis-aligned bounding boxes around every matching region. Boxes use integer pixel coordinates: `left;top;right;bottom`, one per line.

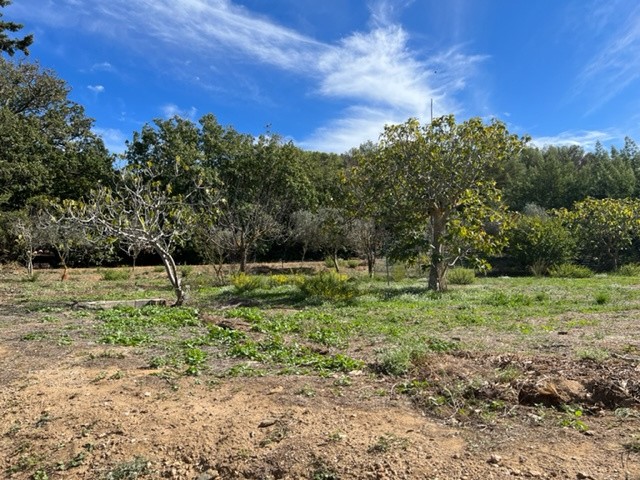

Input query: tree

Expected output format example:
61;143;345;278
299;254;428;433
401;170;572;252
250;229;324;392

0;1;33;56
559;198;640;271
363;115;526;291
0;59;113;211
63;164;210;305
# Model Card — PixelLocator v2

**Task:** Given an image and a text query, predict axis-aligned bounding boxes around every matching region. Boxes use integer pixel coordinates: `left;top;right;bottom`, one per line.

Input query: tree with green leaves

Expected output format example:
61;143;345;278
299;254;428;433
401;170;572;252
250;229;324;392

363;115;526;291
0;58;113;211
0;0;33;56
559;197;640;271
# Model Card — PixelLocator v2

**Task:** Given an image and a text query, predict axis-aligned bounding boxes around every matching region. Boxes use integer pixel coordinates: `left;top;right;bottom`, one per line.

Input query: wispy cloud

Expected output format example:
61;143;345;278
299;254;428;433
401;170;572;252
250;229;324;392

531;130;619;150
161;104;198;120
91;62;113;72
88;84;105;93
575;1;640;112
18;0;485;152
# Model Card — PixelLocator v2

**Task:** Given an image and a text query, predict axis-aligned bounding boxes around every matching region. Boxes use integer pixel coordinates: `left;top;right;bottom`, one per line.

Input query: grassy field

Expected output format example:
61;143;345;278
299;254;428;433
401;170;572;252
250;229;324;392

1;263;639;479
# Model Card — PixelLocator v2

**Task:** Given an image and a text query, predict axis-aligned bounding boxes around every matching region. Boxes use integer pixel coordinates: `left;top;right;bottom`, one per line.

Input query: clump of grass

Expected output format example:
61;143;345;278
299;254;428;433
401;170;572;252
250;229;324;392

298;272;359;302
346;259;360;269
594;291;610;305
447;268;475;285
548;263;593;278
616;263;640;276
576;347;609;362
100;269;131;281
268;274;304;288
179;265;194;278
485;291;532;307
231;273;265;292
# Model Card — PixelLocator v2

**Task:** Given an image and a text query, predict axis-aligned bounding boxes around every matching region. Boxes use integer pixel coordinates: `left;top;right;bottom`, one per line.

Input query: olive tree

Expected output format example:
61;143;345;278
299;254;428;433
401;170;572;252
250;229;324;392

362;115;526;291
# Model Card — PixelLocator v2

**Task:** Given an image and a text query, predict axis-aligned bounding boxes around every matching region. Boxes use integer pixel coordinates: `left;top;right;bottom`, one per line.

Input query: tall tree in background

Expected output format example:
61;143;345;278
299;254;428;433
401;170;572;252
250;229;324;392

363;115;526;291
0;0;33;56
0;59;114;211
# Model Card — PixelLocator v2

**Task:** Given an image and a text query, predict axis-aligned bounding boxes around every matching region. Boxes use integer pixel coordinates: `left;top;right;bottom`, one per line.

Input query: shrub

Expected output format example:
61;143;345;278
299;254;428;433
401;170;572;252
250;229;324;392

616;263;640;277
447;268;475;285
268;274;304;288
180;265;194;278
231;273;265;292
100;268;131;281
508;214;575;274
298;272;359;301
346;259;360;269
548;263;593;278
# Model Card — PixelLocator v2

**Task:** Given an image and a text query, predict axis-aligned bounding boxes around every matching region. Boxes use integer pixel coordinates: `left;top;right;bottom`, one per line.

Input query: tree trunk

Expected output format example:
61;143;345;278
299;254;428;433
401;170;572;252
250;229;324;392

240;247;248;273
332;250;340;273
428;210;447;292
367;252;375;278
157;247;186;306
26;252;33;277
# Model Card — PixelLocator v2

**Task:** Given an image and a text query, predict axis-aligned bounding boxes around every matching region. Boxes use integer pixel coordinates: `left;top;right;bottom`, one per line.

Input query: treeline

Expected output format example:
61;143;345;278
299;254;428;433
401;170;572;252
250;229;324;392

3;9;640;292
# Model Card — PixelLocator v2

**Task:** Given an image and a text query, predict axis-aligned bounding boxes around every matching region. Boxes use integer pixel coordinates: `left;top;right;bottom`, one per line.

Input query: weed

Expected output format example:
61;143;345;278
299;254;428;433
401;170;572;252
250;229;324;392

179;265;193;278
231;273;265;292
367;433;409;454
375;348;412;376
100;269;131;281
594;291;610;304
548;264;593;278
623;437;640;453
296;384;316;397
576;347;609;362
396;379;430;394
447;268;475;285
102;456;150;479
299;272;359;302
616;263;640;276
559;405;589;432
32;470;49;480
184;347;207;376
346;259;360;269
485;291;532;307
21;331;49;341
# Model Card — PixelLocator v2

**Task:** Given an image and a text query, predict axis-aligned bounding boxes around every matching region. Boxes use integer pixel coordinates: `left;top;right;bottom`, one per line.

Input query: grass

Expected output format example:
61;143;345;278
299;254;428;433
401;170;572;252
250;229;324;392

4;264;640;381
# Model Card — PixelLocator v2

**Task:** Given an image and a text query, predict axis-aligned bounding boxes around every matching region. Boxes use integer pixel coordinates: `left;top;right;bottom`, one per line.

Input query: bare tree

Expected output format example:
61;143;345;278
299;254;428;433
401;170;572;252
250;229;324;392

63;165;209;305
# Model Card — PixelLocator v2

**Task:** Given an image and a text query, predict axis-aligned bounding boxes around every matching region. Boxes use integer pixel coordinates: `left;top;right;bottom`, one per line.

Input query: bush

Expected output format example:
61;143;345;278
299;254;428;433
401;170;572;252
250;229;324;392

447;268;475;285
100;268;131;281
616;263;640;277
346;259;360;269
548;263;593;278
298;272;359;302
268;274;304;288
508;214;575;274
231;273;265;292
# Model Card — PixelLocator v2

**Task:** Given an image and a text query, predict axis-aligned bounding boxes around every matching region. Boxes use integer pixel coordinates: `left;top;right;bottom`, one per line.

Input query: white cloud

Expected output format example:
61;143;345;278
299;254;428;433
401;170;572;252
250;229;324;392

531;130;618;150
88;84;105;93
17;0;486;152
161;104;198;120
576;2;640;112
91;62;113;72
93;127;127;154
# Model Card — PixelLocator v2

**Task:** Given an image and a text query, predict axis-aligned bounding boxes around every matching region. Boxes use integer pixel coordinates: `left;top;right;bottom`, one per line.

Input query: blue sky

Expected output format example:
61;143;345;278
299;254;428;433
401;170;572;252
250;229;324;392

7;0;640;154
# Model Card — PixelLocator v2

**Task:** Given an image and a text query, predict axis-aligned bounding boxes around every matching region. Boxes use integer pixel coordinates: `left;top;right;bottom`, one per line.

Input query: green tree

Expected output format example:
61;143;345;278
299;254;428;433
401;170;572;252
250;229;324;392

363;115;525;291
0;58;113;211
0;0;33;56
559;198;640;271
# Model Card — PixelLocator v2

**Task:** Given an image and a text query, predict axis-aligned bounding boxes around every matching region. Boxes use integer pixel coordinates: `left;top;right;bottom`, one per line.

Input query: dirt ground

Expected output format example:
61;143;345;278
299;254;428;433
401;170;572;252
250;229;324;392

1;271;639;479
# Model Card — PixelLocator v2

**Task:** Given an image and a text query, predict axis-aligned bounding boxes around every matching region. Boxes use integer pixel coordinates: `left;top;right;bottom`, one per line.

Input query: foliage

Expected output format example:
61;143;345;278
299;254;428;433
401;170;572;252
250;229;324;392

230;272;265;292
616;263;640;276
100;268;131;281
298;272;359;302
446;268;476;285
547;263;594;278
559;197;640;271
0;58;113;212
0;0;33;56
508;211;575;274
360;115;526;291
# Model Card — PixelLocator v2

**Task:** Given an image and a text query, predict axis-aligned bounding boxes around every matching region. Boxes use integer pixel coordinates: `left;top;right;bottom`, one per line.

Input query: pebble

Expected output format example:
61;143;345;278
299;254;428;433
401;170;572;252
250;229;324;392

488;454;502;465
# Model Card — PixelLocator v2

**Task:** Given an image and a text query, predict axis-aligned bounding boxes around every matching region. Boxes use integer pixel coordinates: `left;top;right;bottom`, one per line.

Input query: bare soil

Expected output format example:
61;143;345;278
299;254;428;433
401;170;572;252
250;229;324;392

1;269;639;479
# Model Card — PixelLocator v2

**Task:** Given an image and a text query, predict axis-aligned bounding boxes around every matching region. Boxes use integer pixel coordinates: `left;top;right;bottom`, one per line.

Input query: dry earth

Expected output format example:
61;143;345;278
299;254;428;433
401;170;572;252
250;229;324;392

0;270;639;479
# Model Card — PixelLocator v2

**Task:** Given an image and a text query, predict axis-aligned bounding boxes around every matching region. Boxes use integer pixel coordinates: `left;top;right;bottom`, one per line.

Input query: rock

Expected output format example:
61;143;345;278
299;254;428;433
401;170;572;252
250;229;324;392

527;470;542;478
488;454;502;465
258;418;277;428
576;473;592;480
